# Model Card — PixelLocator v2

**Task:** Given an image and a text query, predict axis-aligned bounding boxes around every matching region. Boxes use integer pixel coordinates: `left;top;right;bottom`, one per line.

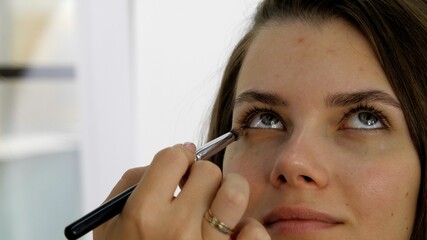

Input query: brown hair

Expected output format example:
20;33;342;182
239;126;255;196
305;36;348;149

207;0;427;239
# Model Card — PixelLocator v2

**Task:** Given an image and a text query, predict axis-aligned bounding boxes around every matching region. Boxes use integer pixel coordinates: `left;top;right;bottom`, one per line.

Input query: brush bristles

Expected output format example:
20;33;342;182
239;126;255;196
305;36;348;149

230;128;245;140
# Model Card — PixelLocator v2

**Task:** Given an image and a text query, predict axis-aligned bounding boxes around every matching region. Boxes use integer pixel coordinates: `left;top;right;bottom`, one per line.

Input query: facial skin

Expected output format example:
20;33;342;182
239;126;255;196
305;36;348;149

222;19;420;240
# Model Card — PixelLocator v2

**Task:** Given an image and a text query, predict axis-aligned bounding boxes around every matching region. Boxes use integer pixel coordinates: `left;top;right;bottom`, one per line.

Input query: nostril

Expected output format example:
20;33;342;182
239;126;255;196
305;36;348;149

278;175;287;183
302;175;314;182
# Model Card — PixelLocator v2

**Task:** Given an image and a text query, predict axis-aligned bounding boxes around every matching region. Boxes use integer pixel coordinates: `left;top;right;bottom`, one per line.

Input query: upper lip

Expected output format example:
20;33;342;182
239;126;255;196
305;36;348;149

263;206;344;226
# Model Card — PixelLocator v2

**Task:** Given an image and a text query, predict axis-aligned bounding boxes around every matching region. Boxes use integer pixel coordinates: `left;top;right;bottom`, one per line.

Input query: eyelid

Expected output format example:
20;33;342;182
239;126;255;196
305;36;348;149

235;103;391;131
339;103;391;129
236;106;284;129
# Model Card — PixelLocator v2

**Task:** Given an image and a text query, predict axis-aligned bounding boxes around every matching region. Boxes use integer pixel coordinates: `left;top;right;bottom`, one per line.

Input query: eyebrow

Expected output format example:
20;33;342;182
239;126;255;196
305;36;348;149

325;90;401;108
234;90;287;107
234;89;401;109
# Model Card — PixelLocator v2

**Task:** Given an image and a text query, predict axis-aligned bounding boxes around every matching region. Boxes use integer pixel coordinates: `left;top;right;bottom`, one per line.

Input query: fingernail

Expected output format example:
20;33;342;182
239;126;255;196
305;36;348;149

183;142;195;150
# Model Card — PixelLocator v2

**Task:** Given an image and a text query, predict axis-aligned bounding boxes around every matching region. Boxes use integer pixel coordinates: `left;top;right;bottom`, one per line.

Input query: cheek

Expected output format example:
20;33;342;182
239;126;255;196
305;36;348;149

223;141;273;213
223;132;300;222
338;148;420;237
343;164;413;207
223;131;285;175
223;142;268;179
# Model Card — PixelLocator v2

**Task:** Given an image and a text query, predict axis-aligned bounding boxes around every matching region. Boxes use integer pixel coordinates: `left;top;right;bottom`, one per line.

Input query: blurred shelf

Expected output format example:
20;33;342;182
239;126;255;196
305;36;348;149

0;133;79;161
0;66;74;79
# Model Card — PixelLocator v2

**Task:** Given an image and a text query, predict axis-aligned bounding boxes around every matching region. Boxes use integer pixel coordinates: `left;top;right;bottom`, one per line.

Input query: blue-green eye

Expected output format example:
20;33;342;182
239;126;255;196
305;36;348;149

249;112;284;129
241;107;285;130
341;105;389;130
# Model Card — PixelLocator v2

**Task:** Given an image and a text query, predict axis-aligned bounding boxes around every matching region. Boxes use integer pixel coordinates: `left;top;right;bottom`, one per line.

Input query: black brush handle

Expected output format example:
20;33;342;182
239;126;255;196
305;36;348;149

64;185;136;240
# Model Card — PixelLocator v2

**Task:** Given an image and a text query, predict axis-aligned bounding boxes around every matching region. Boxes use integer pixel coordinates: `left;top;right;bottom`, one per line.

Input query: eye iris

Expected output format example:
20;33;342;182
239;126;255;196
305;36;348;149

358;112;378;126
260;113;279;126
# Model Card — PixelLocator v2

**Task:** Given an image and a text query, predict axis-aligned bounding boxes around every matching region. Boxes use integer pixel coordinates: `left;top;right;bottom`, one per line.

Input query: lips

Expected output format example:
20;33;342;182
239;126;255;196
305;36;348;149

263;206;344;234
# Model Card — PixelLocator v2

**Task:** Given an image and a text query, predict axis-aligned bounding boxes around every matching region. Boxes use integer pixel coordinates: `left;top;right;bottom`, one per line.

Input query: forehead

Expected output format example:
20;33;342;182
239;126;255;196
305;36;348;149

236;19;395;98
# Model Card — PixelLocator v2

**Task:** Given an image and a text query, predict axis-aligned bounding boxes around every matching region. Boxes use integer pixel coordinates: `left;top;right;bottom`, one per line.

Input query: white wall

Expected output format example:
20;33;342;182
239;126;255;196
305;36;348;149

77;0;261;214
77;0;135;212
134;0;260;166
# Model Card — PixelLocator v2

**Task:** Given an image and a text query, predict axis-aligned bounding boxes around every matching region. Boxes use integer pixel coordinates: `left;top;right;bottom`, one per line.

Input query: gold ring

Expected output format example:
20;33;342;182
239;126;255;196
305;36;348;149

204;209;235;235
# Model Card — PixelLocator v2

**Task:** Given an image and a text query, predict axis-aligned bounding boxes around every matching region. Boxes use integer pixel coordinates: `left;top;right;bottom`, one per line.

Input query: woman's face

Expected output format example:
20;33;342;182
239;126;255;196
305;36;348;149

223;19;420;240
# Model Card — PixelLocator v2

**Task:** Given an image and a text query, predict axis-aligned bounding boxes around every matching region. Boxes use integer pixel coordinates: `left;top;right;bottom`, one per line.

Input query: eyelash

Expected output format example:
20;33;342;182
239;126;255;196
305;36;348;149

237;106;283;129
236;104;391;130
339;103;391;129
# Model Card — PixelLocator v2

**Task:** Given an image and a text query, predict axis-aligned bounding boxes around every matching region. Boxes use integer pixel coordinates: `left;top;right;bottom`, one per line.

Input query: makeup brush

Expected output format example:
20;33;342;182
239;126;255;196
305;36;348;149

64;129;244;240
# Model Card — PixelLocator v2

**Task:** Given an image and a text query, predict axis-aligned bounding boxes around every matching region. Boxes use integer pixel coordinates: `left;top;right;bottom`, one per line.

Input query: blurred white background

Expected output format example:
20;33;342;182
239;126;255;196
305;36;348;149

0;0;259;239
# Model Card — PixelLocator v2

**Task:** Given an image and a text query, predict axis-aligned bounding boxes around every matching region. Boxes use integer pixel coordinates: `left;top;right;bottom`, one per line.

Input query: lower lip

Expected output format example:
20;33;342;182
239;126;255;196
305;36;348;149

266;219;339;234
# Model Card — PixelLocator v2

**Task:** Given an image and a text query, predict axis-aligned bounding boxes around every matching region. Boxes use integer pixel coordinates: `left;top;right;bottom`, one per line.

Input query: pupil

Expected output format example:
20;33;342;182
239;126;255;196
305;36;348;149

261;114;277;126
358;112;377;126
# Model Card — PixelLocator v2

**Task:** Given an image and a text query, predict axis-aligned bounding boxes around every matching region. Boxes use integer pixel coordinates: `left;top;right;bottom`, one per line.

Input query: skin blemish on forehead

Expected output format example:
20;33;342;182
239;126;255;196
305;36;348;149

326;48;336;53
297;37;305;43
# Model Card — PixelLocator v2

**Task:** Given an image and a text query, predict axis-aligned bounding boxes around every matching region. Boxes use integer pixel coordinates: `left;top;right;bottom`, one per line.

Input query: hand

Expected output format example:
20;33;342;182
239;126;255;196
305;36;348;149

93;143;270;240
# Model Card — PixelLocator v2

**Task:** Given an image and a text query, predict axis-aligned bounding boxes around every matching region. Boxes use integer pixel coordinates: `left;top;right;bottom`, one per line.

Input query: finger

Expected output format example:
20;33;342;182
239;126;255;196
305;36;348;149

203;173;250;240
179;142;197;189
129;144;196;205
175;160;222;212
234;218;271;240
104;167;148;202
94;166;148;238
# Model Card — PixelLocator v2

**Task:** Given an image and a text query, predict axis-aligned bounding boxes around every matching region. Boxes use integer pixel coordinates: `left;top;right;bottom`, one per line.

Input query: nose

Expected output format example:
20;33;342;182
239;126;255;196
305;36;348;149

269;128;329;189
